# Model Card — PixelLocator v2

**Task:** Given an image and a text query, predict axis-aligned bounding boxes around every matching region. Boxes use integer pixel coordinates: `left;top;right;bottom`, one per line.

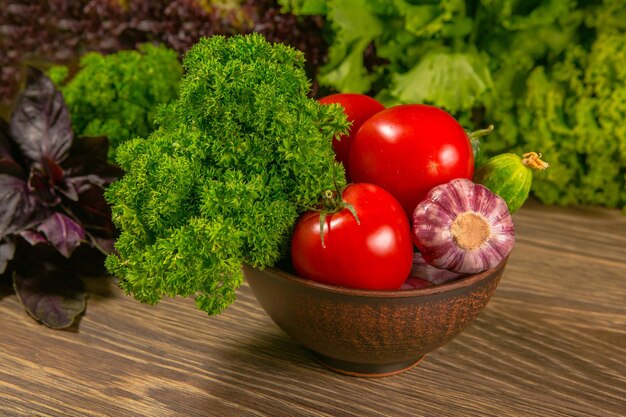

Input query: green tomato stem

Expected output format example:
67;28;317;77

469;124;494;140
317;188;360;249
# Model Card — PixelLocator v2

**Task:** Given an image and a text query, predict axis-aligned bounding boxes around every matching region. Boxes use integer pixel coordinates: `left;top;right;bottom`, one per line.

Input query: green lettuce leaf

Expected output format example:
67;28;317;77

291;0;626;209
389;48;492;112
318;0;384;93
488;32;626;209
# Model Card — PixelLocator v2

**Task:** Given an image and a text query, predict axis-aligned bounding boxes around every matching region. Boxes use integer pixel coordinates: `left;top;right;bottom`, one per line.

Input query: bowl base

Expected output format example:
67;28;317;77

310;352;426;378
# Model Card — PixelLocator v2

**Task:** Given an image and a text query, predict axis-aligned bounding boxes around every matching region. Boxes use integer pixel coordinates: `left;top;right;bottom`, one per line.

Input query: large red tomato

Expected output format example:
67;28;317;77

291;183;413;290
318;93;385;179
348;104;474;217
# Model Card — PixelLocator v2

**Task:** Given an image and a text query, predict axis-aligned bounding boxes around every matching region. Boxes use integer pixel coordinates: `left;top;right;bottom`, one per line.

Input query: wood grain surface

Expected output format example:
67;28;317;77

1;200;625;417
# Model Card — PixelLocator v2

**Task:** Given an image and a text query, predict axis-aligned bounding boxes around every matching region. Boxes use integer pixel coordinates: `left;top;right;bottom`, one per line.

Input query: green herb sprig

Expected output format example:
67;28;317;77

105;34;348;314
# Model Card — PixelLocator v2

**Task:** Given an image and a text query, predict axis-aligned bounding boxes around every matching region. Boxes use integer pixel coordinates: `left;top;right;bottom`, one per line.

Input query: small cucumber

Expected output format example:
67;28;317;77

474;152;549;214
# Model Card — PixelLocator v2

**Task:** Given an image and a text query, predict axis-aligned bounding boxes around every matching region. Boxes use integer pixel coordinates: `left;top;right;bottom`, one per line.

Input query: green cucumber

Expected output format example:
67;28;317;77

474;152;549;214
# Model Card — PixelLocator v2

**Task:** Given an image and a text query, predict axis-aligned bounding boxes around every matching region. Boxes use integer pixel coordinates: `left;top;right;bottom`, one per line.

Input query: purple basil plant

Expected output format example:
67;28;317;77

0;67;122;329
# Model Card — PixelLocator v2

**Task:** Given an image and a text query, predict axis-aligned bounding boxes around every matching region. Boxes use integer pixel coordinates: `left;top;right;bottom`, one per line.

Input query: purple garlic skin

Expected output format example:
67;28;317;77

400;275;433;290
412;178;515;274
411;251;465;285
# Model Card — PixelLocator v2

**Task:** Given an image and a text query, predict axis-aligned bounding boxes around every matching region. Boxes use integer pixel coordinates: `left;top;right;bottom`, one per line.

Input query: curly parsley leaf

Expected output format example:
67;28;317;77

106;34;348;315
51;44;182;160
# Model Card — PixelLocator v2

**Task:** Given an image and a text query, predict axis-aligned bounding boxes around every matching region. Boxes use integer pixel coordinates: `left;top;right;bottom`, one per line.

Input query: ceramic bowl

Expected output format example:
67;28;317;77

243;257;507;377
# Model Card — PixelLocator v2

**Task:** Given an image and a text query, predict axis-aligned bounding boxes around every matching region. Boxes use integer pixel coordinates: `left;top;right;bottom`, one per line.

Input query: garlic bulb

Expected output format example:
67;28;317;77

412;178;514;274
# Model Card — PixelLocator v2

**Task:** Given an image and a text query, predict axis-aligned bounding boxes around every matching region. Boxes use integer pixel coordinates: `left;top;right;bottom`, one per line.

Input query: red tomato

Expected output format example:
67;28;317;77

348;104;474;217
318;93;385;179
291;183;413;290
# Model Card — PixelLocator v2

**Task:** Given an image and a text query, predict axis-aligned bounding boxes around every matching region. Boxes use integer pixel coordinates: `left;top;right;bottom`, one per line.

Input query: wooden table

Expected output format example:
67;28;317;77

1;200;625;416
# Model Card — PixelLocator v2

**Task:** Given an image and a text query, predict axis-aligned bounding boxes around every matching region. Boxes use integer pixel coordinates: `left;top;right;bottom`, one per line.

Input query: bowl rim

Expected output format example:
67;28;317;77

251;256;508;299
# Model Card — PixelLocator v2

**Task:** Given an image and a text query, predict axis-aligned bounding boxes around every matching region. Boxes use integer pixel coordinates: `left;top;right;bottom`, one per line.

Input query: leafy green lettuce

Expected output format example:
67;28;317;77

283;0;626;209
489;33;626;208
281;0;492;113
483;1;626;208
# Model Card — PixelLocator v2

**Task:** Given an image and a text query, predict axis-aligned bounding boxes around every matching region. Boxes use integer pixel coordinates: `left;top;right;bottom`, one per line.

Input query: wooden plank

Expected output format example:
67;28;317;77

1;201;625;416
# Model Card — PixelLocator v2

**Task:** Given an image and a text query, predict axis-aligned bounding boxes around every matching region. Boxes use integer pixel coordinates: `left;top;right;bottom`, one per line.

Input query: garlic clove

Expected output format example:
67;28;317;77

410;251;465;285
400;275;433;289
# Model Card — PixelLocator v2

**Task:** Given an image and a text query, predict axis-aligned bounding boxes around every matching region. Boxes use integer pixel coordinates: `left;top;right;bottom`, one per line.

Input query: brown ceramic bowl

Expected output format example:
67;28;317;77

243;257;507;377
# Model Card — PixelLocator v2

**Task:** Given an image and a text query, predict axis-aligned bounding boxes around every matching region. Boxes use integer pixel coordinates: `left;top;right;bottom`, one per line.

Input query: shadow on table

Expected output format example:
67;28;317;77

83;276;121;300
222;327;322;376
0;279;12;301
186;328;346;415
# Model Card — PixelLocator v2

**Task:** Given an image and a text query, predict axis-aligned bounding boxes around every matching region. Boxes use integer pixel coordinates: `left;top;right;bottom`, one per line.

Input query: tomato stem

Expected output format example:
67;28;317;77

343;202;360;225
469;124;494;140
317;187;361;249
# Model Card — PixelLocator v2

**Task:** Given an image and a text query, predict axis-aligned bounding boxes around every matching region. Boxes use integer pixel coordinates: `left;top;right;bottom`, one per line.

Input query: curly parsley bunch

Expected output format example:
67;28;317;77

50;43;182;159
105;34;348;314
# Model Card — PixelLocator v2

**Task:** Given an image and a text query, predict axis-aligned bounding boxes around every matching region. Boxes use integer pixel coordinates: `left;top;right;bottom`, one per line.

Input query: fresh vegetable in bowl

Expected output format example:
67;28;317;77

407;251;465;286
291;183;413;290
348;104;475;216
94;32;517;324
244;251;508;377
400;275;433;290
474;151;549;214
318;93;385;179
412;178;514;274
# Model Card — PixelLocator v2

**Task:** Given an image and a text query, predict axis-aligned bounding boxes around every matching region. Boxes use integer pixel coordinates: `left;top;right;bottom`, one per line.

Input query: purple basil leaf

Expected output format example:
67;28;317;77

65;136;109;165
9;67;73;164
57;180;80;201
13;264;86;329
44;157;65;184
64;175;107;194
64;186;117;256
37;212;85;258
61;136;122;205
64;136;123;184
0;174;40;237
69;186;116;235
89;235;115;255
63;245;108;277
0;119;25;177
0;240;16;274
19;230;48;246
75;165;124;187
28;166;62;206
